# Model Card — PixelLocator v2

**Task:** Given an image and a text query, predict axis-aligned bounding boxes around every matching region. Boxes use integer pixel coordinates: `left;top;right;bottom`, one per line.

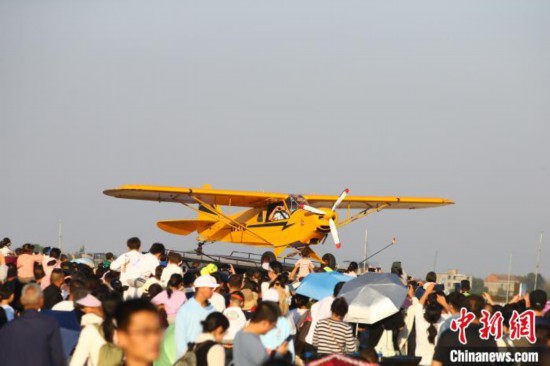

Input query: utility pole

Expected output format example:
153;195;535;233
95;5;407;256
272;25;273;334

534;232;543;290
506;253;513;303
58;220;63;252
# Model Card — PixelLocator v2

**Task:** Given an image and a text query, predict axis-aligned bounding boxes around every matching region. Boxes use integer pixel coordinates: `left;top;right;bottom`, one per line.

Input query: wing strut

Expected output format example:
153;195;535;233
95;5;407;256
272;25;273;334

337;204;389;228
187;195;274;247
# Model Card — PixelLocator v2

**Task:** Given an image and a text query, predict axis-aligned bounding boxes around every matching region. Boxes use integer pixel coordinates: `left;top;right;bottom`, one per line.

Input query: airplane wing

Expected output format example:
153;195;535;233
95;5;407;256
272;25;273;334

103;185;288;208
303;194;454;210
104;185;453;210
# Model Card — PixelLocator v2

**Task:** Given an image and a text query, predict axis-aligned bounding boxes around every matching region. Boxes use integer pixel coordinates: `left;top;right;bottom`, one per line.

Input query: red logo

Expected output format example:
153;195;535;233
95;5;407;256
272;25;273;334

450;309;536;345
479;309;504;340
509;310;536;344
450;308;476;345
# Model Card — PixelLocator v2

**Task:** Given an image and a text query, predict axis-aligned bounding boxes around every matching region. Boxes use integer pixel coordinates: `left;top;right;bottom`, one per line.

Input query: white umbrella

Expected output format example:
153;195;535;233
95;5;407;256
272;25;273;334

339;273;407;324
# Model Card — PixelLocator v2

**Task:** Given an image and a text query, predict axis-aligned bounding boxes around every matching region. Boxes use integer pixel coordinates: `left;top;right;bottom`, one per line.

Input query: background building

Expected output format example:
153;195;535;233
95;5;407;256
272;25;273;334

484;274;521;297
436;269;472;293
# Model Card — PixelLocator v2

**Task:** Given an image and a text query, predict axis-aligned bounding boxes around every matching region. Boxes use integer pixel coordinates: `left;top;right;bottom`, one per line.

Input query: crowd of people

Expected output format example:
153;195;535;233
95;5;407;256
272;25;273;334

0;236;549;366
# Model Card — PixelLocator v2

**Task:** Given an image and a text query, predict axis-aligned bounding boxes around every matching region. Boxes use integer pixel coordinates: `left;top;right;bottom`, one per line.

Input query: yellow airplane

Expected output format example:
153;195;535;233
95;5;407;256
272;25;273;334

103;185;453;266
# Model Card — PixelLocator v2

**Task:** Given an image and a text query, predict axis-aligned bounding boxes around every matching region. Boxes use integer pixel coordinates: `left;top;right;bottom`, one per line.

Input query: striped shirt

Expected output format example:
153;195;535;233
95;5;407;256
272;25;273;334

312;318;357;355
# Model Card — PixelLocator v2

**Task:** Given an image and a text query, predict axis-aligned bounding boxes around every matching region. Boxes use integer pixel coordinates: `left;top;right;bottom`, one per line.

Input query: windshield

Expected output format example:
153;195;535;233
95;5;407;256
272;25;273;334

285;194;308;212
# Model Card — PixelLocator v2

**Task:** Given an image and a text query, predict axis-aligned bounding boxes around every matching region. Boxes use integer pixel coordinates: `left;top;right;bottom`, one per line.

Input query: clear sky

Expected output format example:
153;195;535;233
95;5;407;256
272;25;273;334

1;1;549;279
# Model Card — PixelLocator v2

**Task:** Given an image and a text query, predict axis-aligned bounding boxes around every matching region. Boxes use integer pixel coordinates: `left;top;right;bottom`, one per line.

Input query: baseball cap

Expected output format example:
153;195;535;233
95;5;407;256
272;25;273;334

194;275;220;289
200;263;218;276
76;294;102;308
263;288;280;303
242;288;258;311
529;289;548;310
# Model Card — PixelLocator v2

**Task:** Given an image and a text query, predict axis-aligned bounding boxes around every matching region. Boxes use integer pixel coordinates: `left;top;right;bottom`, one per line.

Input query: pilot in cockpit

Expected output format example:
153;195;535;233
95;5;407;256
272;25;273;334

268;205;290;221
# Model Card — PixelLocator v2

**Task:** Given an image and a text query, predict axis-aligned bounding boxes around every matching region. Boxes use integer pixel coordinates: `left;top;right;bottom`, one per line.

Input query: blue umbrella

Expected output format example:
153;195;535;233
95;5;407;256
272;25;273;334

296;272;352;300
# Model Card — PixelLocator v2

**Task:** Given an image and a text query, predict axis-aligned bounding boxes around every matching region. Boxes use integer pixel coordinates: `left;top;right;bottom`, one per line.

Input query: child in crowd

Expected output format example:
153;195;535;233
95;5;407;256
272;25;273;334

292;249;314;281
222;291;247;343
143;265;164;296
161;252;183;287
0;285;15;321
152;274;187;324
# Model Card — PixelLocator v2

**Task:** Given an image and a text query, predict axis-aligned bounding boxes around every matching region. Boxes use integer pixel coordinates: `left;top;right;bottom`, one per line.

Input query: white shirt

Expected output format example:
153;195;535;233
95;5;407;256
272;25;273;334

286;308;308;335
0;246;12;256
109;250;145;285
210;292;226;312
161;263;184;287
223;307;247;342
412;298;449;365
141;253;160;279
272;211;288;221
52;300;75;311
195;333;225;365
261;282;291;299
143;277;162;293
41;256;61;290
0;265;7;283
70;313;105;366
305;295;334;344
295;258;313;278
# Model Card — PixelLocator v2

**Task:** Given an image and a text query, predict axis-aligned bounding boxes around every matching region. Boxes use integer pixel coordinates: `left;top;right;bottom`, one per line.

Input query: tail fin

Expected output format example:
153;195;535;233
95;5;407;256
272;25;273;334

198;203;222;220
198;184;223;220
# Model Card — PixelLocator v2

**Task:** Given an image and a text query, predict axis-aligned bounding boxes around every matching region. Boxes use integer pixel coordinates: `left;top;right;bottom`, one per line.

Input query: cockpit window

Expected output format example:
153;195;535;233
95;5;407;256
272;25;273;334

285;194;308;213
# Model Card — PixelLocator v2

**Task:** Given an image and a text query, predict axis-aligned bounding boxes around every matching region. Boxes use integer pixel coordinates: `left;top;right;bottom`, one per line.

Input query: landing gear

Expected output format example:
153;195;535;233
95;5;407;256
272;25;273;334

261;251;276;264
322;253;337;269
195;241;206;255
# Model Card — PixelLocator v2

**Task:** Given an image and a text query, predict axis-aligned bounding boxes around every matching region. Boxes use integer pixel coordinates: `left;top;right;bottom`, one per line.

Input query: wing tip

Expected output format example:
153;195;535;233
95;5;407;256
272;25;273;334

103;189;118;197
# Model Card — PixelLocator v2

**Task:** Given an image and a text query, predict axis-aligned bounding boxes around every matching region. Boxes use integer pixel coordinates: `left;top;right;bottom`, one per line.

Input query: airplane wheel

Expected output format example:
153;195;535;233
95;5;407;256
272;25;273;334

322;253;337;269
261;251;276;264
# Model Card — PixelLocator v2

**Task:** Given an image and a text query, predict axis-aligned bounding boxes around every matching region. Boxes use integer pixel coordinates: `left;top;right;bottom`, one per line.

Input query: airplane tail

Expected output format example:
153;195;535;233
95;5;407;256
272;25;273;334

197;184;223;220
198;202;222;220
157;219;216;236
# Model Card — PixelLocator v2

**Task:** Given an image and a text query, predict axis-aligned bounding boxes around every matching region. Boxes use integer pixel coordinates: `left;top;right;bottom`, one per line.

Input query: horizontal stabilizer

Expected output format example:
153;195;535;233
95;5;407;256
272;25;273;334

157;219;216;236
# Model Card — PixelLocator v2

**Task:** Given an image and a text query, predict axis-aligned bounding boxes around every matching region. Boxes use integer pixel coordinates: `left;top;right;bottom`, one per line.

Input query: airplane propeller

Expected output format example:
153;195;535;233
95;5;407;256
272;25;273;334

300;188;349;249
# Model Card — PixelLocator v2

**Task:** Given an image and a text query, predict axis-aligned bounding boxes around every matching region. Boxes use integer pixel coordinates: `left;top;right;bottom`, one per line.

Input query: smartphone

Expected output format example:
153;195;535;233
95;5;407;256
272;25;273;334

284;334;293;343
518;283;526;297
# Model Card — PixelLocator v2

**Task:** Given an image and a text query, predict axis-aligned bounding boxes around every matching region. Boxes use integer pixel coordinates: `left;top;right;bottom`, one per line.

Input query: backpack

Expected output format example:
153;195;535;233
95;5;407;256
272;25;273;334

98;342;124;366
273;285;289;315
173;340;216;366
94;324;124;366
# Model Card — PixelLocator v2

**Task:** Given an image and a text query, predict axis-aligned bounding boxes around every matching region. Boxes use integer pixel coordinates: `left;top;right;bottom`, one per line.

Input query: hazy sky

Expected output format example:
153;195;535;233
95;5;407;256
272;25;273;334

1;1;549;279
